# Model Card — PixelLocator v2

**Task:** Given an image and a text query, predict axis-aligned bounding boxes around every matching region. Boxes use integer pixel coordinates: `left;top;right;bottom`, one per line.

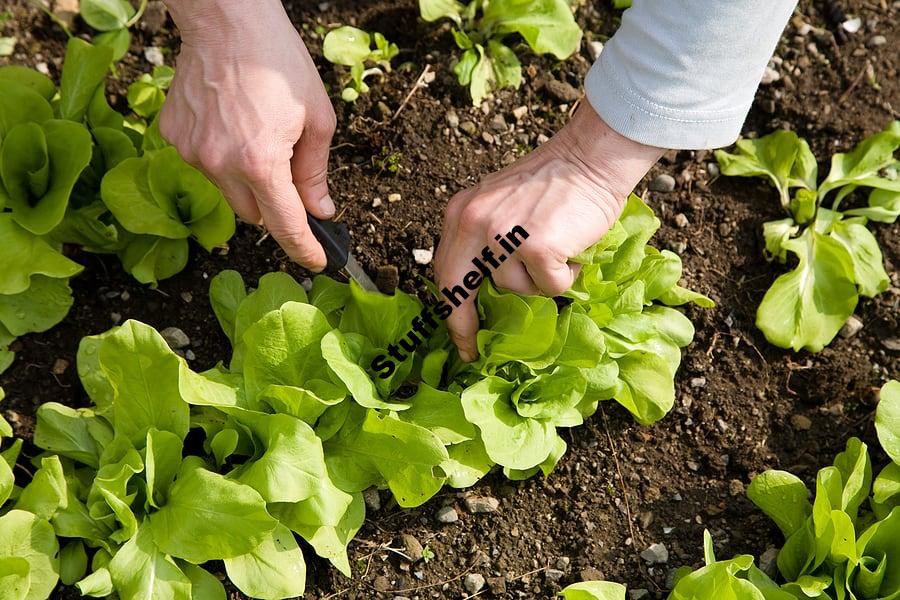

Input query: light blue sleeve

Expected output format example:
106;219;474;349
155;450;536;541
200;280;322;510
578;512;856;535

585;0;797;149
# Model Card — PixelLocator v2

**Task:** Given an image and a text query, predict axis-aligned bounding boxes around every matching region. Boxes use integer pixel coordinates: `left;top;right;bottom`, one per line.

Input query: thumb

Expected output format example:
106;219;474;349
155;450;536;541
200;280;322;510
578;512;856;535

292;117;336;220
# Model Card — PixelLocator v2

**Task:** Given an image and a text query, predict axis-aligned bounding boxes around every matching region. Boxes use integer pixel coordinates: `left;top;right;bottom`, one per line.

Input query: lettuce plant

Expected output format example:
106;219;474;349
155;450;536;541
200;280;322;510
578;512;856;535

716;122;900;352
563;379;900;600
418;0;583;105
322;26;399;102
78;0;148;63
126;65;174;119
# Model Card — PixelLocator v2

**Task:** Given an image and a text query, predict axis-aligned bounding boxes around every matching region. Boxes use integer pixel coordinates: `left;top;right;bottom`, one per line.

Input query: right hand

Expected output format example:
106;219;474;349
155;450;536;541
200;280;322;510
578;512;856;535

161;0;336;270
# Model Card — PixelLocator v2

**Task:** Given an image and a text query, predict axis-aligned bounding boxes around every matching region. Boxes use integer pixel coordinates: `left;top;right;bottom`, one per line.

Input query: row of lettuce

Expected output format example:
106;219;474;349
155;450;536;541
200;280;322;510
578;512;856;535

563;380;900;600
0;182;713;597
0;38;234;374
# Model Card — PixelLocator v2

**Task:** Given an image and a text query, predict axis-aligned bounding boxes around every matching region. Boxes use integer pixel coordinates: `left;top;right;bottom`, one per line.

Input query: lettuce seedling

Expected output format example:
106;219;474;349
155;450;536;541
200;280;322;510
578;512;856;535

126;65;174;119
323;26;399;102
716;121;900;352
419;0;582;105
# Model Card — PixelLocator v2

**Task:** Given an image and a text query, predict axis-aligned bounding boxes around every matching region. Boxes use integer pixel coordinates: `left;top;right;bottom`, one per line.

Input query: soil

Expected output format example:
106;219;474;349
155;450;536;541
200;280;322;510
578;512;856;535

1;0;898;598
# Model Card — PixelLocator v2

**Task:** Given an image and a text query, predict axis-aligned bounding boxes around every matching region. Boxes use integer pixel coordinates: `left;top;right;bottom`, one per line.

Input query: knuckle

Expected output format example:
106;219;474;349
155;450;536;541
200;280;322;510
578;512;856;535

457;203;486;234
239;145;277;184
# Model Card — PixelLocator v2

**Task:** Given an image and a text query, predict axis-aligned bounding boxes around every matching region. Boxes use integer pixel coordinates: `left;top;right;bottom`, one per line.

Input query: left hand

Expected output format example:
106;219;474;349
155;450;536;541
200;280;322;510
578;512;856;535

433;103;664;362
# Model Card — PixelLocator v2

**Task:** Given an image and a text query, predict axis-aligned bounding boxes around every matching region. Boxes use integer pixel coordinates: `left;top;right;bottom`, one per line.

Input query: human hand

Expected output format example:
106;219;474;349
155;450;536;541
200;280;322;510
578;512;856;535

434;103;665;361
161;0;336;270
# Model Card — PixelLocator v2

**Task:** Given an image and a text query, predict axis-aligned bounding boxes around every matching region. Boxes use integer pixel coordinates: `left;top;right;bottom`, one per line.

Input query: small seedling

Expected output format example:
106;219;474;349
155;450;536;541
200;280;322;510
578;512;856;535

323;26;399;102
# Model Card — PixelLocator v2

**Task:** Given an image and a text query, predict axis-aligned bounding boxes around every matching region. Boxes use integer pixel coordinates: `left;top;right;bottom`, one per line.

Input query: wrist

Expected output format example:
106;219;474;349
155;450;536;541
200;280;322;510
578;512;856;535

560;101;666;204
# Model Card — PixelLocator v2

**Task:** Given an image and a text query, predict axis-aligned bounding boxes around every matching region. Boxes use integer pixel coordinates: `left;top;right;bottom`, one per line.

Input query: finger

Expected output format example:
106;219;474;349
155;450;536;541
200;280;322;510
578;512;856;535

215;178;261;224
520;249;580;297
291;112;336;219
445;298;479;363
492;259;541;296
248;168;327;270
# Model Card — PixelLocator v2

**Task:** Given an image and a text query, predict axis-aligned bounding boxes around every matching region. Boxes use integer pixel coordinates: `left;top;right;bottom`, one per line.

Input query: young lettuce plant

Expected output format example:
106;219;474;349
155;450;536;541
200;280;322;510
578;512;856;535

562;379;900;600
323;26;399;102
79;0;148;63
126;65;174;119
716;122;900;352
419;0;583;105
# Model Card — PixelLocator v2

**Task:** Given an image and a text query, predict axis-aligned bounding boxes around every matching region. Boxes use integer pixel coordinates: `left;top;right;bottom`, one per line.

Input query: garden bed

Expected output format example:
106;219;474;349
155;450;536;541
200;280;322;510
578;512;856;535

1;0;898;597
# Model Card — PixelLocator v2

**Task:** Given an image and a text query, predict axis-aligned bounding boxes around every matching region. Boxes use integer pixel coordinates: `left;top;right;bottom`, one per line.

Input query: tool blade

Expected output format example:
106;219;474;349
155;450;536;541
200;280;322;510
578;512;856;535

343;253;378;292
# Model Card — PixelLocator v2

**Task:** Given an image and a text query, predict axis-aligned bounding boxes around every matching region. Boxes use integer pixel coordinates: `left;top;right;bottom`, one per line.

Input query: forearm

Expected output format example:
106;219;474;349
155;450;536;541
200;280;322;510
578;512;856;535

586;0;797;149
164;0;293;46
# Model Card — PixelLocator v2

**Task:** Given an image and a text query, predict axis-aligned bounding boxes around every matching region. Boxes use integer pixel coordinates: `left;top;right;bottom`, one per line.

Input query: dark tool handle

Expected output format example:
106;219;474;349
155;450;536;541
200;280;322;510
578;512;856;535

307;214;351;273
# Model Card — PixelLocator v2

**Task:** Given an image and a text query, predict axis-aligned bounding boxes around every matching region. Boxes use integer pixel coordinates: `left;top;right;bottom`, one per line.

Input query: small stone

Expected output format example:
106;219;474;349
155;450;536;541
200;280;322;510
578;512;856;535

545;79;580;103
882;338;900;351
387;192;402;203
436;506;458;523
371;197;382;208
629;590;651;600
728;479;745;496
36;62;50;76
707;162;720;178
587;40;604;61
674;213;690;228
375;101;392;121
160;327;190;349
464;495;499;513
686;460;700;472
460;121;478;137
555;557;570;570
110;312;122;325
640;543;669;564
716;418;729;433
790;414;812;431
363;488;381;511
490;113;507;133
141;1;168;33
464;573;485;594
300;278;313;293
668;240;687;254
143;46;165;67
373;575;391;593
512;105;528;120
536;133;550;145
545;569;565;583
690;376;707;388
662;526;674;534
649;173;676;192
481;131;495;144
868;35;887;47
841;17;862;33
180;292;193;303
412;248;433;265
761;67;780;85
446;110;460;129
759;547;779;578
486;576;507;594
840;316;863;338
185;349;196;361
400;534;424;562
52;358;69;375
718;222;733;237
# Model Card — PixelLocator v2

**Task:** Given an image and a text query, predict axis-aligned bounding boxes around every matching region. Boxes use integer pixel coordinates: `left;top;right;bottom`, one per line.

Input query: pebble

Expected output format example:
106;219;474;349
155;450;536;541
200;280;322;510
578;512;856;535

375;101;392;121
446;110;460;129
690;376;707;388
759;547;779;578
512;105;528;121
460;121;478;137
180;292;193;303
545;79;580;103
629;590;651;600
110;312;122;325
760;67;780;85
728;479;745;496
120;290;131;301
412;248;433;265
300;278;313;293
464;495;499;513
790;414;812;431
545;569;565;583
882;338;900;351
555;557;570;570
363;488;381;511
587;40;604;61
143;46;165;67
686;460;700;471
707;162;720;178
868;35;887;47
372;197;382;208
640;543;669;564
160;327;190;349
436;506;458;523
840;316;863;338
536;133;550;145
668;240;687;254
649;173;676;192
674;213;690;229
52;358;69;375
387;193;402;203
464;573;485;594
841;17;862;34
400;533;424;562
184;349;196;361
36;62;50;75
716;418;729;433
489;114;507;133
482;131;495;144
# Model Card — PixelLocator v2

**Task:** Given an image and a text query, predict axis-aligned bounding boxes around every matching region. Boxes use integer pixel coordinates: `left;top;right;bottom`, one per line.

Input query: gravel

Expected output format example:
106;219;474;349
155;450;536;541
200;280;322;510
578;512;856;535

460;121;478;137
436;506;458;523
400;533;424;562
840;316;864;338
363;488;381;511
412;248;433;265
545;79;580;103
674;213;690;228
790;414;812;431
464;573;485;594
446;110;460;129
464;495;500;513
649;173;676;192
160;327;190;349
640;542;669;564
587;40;604;61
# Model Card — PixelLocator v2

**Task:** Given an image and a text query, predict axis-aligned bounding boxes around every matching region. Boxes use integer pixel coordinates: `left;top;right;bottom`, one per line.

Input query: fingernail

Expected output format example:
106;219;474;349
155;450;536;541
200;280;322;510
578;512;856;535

459;350;475;363
319;195;336;217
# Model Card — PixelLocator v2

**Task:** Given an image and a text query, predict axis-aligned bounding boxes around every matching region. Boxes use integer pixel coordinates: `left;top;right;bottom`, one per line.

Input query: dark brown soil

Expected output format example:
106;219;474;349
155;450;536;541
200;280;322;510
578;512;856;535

1;0;898;598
